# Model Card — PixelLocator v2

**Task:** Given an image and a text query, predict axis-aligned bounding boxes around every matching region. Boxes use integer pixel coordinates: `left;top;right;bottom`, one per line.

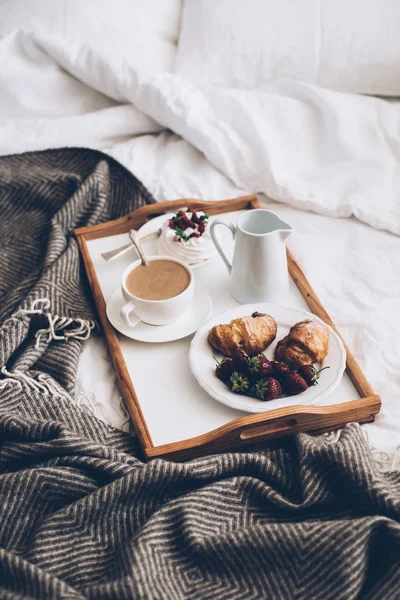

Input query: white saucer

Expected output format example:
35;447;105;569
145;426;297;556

106;284;212;343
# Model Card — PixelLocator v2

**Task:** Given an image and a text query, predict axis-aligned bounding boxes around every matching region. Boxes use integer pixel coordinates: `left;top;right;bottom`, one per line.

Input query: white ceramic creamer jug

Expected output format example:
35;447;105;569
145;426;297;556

210;209;293;304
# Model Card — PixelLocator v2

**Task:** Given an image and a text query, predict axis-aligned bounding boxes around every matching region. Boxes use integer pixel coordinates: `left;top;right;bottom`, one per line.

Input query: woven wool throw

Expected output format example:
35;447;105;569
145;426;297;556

0;148;399;600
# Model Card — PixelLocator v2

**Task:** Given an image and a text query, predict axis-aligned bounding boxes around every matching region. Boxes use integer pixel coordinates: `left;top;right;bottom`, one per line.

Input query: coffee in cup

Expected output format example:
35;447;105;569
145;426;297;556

125;259;191;301
120;256;194;327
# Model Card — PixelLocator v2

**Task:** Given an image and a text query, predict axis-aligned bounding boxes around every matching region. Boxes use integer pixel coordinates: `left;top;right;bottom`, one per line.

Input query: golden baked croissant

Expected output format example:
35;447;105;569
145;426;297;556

274;319;329;368
208;312;277;356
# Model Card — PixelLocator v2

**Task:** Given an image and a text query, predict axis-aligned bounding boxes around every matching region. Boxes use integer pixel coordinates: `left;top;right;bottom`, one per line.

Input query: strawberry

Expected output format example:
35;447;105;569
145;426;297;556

178;218;188;231
191;212;201;224
230;372;250;394
271;361;290;381
214;357;233;383
232;350;249;373
182;213;196;229
282;371;309;396
248;354;273;377
253;377;281;401
171;210;209;239
297;365;330;386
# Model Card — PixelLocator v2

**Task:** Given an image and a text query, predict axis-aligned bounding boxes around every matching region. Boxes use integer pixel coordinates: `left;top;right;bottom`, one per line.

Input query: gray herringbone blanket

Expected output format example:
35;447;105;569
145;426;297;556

0;149;399;600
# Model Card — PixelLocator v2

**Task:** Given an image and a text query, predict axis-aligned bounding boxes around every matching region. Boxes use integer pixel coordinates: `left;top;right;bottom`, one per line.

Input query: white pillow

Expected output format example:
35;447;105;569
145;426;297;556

0;0;182;74
175;0;400;96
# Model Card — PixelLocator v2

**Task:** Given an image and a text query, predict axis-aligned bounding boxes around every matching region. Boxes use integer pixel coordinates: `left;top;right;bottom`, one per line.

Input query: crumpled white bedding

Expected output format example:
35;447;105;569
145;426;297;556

1;30;399;468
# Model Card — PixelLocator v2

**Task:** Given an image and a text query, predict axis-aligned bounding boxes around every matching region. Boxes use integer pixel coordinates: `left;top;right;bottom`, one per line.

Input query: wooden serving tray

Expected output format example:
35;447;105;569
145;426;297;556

75;195;381;461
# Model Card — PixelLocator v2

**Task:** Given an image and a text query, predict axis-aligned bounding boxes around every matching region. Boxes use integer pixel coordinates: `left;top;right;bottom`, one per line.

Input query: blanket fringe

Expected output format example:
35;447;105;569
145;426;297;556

362;429;400;472
76;389;131;432
34;314;95;348
370;446;400;472
0;366;70;400
6;297;95;348
12;298;51;317
0;298;94;400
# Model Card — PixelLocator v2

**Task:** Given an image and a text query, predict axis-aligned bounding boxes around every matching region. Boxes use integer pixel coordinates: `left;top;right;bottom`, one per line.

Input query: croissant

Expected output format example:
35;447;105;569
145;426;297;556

274;319;329;368
208;312;277;357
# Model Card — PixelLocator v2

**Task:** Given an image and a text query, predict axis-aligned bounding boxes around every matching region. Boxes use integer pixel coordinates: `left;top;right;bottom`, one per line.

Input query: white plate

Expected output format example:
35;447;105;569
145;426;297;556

189;304;346;413
138;212;225;270
106;283;212;343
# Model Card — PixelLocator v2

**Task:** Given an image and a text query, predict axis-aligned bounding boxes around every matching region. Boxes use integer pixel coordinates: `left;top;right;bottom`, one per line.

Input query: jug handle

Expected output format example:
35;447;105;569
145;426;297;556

210;220;236;274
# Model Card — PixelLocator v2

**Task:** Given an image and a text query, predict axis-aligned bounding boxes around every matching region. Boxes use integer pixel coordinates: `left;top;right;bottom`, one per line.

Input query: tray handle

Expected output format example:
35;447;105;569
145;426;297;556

129;194;259;225
147;396;381;461
75;195;260;240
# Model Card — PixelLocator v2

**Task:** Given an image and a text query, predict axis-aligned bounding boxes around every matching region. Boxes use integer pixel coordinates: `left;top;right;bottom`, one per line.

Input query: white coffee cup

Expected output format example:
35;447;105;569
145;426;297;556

120;256;194;327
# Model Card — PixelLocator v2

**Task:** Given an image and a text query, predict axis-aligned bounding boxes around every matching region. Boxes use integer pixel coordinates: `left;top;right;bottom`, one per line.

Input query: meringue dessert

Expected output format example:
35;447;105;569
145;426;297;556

156;209;217;268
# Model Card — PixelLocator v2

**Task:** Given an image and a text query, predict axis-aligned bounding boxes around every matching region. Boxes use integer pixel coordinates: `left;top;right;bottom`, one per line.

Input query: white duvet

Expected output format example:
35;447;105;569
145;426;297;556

1;30;399;468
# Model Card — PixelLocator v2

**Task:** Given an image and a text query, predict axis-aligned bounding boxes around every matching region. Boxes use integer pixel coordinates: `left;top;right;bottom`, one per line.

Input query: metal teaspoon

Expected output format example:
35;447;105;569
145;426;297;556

101;229;161;262
129;229;149;266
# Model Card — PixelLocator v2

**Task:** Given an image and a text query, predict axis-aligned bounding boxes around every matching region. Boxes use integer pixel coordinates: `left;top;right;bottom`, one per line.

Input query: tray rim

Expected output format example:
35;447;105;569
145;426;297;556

75;194;381;461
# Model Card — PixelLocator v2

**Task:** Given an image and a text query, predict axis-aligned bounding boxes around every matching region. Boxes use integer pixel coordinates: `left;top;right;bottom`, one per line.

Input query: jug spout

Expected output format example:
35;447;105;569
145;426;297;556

280;227;293;242
265;214;293;241
274;216;293;242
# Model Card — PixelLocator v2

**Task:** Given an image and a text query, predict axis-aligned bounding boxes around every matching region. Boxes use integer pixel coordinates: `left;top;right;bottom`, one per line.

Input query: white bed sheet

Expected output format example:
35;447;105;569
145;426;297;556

0;30;398;469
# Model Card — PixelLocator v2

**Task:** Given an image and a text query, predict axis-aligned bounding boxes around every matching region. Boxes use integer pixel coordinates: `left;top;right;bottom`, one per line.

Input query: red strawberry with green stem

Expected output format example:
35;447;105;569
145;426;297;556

253;377;281;401
271;361;290;381
214;357;233;383
297;365;330;386
248;354;273;377
230;372;250;394
282;371;309;396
